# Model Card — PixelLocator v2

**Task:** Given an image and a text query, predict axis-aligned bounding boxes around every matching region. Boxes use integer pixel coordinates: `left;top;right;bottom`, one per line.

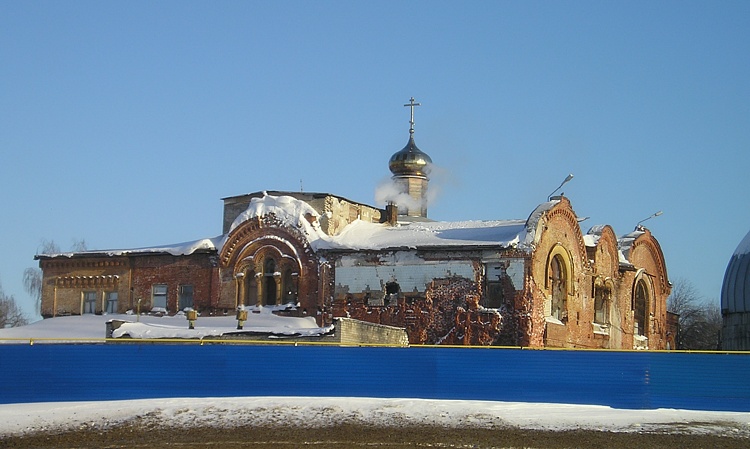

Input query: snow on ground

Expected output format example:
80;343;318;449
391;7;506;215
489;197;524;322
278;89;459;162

0;307;330;342
2;315;750;437
2;396;750;437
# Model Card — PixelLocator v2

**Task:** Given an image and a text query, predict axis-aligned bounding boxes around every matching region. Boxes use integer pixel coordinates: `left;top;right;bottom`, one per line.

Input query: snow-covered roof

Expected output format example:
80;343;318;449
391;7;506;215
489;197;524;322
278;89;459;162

229;192;532;252
584;224;609;247
584;224;631;266
326;218;528;251
35;237;224;260
35;193;641;263
618;229;645;266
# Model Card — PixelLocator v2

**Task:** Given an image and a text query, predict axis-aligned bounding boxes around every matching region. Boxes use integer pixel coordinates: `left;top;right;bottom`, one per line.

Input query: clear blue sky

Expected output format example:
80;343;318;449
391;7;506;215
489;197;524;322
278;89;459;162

1;1;748;320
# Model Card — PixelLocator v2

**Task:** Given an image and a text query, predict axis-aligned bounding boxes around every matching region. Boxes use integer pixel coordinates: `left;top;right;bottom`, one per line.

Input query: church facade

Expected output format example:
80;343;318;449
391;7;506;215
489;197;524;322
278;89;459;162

36;100;674;349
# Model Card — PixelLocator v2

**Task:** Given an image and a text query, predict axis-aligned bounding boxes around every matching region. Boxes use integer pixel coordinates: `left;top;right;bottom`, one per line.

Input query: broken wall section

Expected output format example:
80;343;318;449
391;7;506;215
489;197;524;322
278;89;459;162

329;251;528;345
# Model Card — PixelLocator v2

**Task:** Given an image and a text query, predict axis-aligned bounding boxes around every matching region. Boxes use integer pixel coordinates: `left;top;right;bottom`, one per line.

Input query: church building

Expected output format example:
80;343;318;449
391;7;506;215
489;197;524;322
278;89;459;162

36;99;673;349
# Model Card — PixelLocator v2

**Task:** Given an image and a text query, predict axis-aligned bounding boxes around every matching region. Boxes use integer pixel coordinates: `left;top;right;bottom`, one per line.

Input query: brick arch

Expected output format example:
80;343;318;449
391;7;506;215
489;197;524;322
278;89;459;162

235;244;303;307
530;198;588;282
544;243;574;321
220;214;320;313
628;229;670;296
545;244;574;293
591;225;619;278
536;197;588;269
530;198;589;291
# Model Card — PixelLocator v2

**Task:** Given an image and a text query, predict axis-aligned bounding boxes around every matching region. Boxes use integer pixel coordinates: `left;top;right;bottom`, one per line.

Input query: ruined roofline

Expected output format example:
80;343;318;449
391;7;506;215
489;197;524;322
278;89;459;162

221;190;380;212
318;243;529;254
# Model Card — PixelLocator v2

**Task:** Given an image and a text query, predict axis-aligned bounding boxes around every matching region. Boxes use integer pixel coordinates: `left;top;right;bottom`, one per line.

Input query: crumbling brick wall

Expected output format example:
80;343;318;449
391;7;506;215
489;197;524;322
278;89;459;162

332;275;506;345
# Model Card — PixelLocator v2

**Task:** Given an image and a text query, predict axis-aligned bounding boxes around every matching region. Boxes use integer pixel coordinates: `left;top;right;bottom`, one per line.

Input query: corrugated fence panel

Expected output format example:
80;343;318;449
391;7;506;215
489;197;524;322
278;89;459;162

1;344;749;411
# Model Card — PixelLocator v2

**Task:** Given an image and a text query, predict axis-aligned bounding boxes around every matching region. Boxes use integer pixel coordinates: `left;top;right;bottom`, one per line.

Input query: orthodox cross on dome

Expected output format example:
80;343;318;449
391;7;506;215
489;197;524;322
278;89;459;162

404;97;421;135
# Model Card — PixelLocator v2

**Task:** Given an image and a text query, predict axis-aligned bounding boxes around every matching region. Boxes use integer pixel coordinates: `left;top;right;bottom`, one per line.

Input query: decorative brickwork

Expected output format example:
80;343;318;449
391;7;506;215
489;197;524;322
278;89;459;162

219;213;322;320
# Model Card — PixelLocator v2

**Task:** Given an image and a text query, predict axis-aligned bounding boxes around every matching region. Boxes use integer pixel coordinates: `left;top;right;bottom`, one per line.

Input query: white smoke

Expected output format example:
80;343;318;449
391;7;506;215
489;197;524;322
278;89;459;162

374;178;421;211
374;163;442;212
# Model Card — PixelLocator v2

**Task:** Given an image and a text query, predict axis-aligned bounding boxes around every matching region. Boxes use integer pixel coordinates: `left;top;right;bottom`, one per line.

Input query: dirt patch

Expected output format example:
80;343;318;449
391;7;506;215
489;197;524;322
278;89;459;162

2;422;749;449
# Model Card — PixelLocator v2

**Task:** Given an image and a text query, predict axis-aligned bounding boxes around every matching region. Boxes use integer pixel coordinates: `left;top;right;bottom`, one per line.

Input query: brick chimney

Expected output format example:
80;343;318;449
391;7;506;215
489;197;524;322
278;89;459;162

385;202;399;226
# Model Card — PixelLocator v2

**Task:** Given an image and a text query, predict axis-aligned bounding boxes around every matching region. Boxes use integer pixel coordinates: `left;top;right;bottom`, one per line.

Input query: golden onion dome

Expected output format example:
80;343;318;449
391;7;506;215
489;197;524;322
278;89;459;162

389;135;432;177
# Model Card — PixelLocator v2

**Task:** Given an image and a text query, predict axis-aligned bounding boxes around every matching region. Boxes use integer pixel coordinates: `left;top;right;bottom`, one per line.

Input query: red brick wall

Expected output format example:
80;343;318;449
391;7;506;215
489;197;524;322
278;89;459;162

130;253;217;313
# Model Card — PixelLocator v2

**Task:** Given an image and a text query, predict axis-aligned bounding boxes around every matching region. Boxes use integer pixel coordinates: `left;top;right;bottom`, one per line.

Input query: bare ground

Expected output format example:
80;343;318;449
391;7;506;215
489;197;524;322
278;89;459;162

3;421;749;449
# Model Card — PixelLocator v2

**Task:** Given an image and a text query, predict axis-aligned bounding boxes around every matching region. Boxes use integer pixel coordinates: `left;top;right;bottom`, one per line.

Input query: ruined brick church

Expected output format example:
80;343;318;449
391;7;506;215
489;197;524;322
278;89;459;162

36;99;674;349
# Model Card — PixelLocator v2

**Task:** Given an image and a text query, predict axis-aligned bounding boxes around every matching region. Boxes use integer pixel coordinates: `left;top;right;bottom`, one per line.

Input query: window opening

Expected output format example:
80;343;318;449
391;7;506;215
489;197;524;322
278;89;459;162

281;268;297;304
485;264;507;309
634;280;648;336
83;291;97;314
264;258;277;306
152;284;168;310
594;285;610;324
385;280;400;305
550;255;567;321
179;285;194;310
106;292;118;314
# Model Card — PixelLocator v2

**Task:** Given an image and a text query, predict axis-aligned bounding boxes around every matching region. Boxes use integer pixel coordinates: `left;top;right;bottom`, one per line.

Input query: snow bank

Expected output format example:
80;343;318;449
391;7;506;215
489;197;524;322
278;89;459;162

2;396;750;437
0;309;332;342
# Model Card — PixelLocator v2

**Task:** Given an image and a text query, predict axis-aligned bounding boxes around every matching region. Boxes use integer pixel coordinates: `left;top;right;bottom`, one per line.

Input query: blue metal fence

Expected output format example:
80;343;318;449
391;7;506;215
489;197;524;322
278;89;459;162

1;344;748;411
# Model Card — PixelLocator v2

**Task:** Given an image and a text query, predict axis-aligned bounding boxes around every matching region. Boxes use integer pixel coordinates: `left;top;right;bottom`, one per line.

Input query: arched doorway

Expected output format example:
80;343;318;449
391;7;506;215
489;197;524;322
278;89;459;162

263;257;278;305
239;253;300;307
243;269;257;307
220;219;317;316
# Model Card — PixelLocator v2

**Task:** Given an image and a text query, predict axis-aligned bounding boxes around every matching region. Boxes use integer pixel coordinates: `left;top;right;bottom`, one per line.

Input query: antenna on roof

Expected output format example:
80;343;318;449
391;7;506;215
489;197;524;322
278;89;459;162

635;210;663;231
547;173;574;201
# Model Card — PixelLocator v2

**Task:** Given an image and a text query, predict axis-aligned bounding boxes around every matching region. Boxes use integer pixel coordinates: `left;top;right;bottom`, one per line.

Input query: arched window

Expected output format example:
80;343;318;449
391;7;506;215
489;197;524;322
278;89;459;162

634;280;649;336
550;255;567;321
